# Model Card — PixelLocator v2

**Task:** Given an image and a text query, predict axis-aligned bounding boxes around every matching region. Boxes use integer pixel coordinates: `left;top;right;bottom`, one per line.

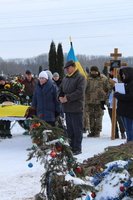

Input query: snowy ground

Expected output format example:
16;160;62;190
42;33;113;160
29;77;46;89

0;110;126;200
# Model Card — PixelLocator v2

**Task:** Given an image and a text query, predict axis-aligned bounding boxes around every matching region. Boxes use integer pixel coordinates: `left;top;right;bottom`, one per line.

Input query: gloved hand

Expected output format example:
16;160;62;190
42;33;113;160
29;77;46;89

100;101;106;110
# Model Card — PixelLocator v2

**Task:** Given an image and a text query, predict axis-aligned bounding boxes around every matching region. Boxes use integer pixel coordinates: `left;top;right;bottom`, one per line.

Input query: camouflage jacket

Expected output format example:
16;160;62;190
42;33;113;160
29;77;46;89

85;74;111;105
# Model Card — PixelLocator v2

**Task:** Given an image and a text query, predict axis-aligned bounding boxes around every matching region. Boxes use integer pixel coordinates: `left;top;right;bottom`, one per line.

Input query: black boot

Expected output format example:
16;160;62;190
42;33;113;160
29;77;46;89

5;130;12;138
0;130;6;139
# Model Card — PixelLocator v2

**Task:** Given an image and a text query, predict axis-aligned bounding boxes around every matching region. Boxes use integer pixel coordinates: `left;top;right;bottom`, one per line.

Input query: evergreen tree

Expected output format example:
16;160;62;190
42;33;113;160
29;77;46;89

27;119;88;200
57;43;64;78
48;41;57;74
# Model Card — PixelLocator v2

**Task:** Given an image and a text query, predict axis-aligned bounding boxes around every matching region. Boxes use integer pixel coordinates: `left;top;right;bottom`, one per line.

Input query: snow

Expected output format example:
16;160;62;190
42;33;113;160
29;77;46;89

0;110;126;200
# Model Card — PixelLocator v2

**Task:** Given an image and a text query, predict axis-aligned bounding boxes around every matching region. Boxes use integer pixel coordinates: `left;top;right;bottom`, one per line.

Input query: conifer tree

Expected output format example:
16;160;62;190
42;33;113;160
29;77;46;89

48;41;57;74
57;43;64;78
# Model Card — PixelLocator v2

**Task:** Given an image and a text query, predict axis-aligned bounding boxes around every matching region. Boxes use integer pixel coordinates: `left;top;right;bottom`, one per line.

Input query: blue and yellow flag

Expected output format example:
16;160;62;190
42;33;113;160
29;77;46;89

67;42;87;79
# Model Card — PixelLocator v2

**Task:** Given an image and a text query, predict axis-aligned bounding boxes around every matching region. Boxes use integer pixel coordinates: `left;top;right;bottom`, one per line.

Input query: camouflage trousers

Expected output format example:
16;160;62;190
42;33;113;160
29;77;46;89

86;104;104;136
83;105;90;132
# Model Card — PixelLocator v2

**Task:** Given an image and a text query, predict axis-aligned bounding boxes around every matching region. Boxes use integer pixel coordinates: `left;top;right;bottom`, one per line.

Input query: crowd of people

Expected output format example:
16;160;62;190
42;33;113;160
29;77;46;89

0;62;133;155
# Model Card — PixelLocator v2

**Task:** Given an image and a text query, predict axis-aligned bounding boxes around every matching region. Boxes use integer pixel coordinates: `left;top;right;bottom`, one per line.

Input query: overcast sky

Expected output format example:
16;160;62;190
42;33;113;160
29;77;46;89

0;0;133;59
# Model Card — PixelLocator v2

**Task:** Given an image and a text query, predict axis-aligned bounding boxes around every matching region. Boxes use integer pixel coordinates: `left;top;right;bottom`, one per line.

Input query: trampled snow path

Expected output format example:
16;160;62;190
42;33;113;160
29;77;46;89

0;110;126;200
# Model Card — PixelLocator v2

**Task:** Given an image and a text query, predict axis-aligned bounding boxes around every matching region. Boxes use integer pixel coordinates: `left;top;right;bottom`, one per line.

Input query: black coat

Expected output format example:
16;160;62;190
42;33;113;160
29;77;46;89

59;70;86;113
115;67;133;119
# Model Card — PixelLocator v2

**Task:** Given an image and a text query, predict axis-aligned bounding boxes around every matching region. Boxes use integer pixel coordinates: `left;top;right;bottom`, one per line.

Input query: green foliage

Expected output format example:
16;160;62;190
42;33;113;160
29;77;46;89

48;41;57;74
56;43;64;78
27;118;133;199
82;142;133;177
27;118;90;200
48;41;64;77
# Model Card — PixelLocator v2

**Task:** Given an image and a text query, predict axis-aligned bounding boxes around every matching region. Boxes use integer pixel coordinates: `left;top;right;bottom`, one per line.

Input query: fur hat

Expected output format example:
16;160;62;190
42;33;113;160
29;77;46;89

53;72;59;77
39;71;48;79
64;60;75;68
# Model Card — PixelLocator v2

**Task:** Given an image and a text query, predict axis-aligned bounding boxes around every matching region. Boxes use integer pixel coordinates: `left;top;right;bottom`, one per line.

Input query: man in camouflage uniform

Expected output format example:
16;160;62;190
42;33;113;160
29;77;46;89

85;66;110;137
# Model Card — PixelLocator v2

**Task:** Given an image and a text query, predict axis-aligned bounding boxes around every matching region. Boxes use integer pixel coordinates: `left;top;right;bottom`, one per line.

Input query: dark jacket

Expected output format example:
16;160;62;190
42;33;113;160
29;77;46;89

115;67;133;119
59;70;86;113
32;79;60;122
22;77;37;98
53;78;62;88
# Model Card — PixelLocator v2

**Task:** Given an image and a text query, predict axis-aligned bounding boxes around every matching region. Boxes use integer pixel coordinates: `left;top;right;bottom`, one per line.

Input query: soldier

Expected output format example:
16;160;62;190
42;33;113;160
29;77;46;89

85;66;111;137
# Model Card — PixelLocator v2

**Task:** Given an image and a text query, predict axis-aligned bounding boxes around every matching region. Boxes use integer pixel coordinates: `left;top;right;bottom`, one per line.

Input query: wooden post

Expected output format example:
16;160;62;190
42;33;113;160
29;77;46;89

110;48;122;140
111;68;118;140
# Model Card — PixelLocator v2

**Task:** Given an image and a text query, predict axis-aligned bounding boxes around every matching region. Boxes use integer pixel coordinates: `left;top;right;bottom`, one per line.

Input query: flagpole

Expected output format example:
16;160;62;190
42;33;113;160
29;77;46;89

69;36;73;47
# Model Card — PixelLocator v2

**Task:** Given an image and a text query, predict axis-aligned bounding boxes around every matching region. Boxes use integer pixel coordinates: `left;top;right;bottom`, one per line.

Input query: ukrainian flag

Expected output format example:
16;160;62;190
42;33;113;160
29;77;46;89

67;42;87;79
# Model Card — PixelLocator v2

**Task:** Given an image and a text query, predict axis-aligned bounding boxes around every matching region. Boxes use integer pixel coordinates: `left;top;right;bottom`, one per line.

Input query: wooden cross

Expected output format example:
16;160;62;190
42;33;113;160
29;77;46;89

104;48;127;140
110;48;122;140
104;48;127;68
110;48;122;60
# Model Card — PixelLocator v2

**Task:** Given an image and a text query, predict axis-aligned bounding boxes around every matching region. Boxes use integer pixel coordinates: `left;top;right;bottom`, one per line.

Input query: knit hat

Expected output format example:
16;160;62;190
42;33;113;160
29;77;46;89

45;70;53;80
64;60;75;68
39;71;48;79
53;72;59;77
0;75;6;81
25;70;32;75
90;66;99;72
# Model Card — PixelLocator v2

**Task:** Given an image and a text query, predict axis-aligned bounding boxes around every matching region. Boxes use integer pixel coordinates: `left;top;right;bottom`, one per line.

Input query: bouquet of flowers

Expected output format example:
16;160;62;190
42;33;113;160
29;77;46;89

10;77;25;96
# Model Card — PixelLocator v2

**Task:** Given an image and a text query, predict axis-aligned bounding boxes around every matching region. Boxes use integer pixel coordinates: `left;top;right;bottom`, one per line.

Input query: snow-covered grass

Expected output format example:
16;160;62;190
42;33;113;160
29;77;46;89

0;110;126;200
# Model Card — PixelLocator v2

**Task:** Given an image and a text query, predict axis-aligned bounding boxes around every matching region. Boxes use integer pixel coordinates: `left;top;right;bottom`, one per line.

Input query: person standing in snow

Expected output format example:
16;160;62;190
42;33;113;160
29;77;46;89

32;71;60;126
22;70;37;105
107;67;125;139
114;67;133;142
58;60;86;155
85;66;111;137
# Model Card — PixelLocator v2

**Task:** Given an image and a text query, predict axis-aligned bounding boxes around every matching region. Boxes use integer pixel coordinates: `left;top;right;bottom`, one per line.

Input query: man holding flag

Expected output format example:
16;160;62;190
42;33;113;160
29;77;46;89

58;42;86;155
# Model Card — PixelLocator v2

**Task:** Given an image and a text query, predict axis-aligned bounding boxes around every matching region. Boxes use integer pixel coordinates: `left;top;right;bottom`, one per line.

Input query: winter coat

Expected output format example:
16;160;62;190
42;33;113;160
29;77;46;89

22;77;37;98
53;78;62;88
85;74;111;105
59;70;86;113
32;79;60;122
114;67;133;119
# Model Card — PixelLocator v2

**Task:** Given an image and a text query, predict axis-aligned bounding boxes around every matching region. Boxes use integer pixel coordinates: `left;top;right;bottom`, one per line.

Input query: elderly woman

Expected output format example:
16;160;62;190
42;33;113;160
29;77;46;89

32;71;60;126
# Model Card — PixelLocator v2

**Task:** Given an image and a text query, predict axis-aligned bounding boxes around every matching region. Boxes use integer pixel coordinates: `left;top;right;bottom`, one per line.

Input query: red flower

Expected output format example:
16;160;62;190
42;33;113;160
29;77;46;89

30;123;41;129
120;185;125;192
50;150;57;158
75;166;82;174
91;192;96;198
